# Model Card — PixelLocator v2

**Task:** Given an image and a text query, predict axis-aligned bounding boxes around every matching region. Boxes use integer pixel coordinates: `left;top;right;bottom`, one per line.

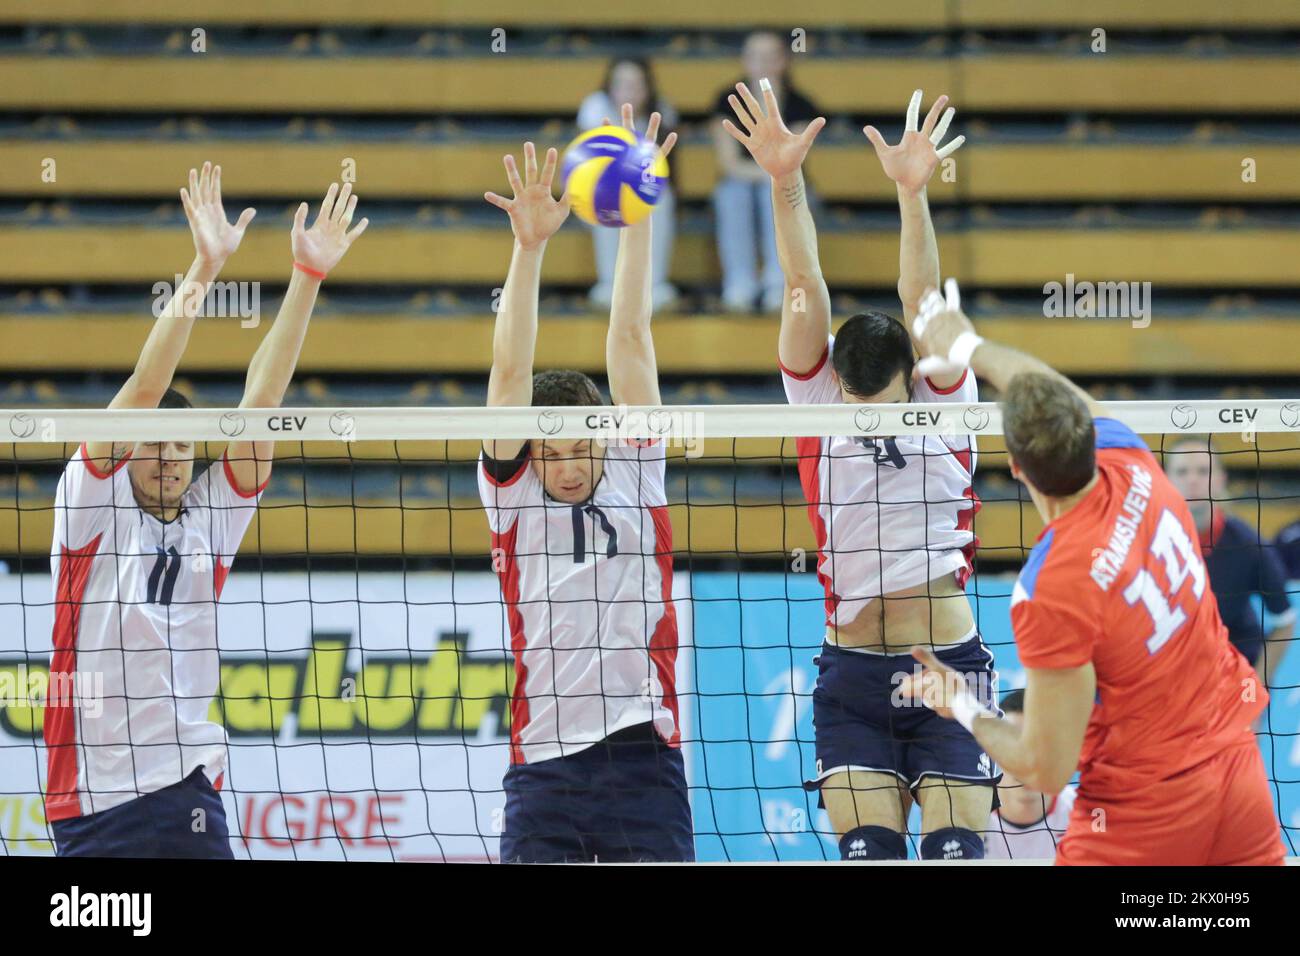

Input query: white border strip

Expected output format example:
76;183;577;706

1;399;1297;443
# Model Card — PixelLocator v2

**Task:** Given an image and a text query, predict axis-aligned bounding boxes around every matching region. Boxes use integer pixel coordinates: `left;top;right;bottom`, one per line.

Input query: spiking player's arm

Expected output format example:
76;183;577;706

482;143;571;461
905;652;1096;794
912;280;1105;419
86;162;256;471
864;90;966;390
224;183;369;495
607;104;677;408
721;79;829;375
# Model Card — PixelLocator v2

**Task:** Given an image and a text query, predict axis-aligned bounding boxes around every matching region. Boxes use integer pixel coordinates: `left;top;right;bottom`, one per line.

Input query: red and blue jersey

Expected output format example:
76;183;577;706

1011;419;1265;799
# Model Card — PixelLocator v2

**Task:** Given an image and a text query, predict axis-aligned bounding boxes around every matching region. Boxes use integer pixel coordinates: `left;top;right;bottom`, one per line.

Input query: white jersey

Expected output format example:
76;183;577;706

984;785;1078;860
478;440;679;765
45;444;264;820
781;336;980;628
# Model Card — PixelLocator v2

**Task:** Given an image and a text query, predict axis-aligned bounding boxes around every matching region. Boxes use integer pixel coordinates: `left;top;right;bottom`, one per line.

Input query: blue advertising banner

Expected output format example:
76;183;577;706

683;572;1300;861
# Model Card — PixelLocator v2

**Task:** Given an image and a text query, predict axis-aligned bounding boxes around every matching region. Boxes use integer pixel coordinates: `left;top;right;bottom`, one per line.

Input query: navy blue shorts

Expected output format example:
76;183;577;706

52;766;233;859
501;722;695;863
806;634;1001;797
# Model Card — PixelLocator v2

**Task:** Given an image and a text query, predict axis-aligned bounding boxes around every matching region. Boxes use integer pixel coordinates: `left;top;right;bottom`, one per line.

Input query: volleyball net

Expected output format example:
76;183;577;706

0;399;1297;860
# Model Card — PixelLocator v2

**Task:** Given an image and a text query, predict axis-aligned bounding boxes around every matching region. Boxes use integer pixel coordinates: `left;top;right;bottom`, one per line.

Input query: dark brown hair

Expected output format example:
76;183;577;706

1002;373;1095;497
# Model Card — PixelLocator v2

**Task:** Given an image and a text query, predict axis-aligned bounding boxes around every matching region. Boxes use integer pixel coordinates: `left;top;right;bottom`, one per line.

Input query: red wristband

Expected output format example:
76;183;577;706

294;261;327;280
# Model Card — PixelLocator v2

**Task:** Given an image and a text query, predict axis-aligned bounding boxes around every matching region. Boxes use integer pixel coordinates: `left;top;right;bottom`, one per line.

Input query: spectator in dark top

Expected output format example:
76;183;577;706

577;57;679;312
1166;437;1296;687
710;30;820;313
1275;516;1300;582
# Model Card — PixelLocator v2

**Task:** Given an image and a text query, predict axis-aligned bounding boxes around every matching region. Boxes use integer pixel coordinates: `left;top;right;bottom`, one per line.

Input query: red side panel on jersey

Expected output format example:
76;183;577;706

491;522;530;765
794;436;838;623
647;505;681;746
213;561;232;600
44;534;103;822
778;345;829;381
948;445;981;589
223;452;270;499
924;369;968;395
79;443;130;480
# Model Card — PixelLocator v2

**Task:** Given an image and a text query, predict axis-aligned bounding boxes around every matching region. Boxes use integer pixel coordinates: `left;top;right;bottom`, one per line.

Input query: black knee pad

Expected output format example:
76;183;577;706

920;826;984;860
839;825;907;861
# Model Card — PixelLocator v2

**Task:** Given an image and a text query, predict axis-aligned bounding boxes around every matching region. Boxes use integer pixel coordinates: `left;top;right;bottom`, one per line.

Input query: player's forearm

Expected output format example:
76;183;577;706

971;340;1103;418
606;217;660;405
487;240;544;404
119;256;220;404
970;714;1072;794
771;170;823;284
896;185;940;318
241;268;321;408
609;217;652;337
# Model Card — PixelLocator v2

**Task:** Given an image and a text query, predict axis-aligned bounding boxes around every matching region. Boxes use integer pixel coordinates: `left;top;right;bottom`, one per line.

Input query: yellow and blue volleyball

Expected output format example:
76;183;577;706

561;125;669;228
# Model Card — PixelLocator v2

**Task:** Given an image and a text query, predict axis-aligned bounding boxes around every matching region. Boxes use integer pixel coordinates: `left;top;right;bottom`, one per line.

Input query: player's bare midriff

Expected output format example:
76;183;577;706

826;572;975;653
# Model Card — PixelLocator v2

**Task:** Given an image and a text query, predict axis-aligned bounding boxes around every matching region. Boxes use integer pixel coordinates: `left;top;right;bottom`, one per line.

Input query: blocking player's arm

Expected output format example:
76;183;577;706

86;162;257;471
225;183;369;495
607;105;677;408
482;143;571;462
864;90;967;391
913;280;1105;419
720;80;829;375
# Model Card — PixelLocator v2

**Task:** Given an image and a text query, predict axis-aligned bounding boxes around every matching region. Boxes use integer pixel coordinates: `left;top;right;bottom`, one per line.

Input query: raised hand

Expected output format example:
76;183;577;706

485;142;571;251
864;90;966;196
721;79;826;180
609;101;678;160
180;161;256;267
912;278;983;381
291;182;370;276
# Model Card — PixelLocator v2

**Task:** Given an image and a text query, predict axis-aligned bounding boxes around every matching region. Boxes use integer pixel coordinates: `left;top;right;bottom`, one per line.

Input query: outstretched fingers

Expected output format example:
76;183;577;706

904;89;923;132
502;153;524;196
726;94;752;135
484;191;514;213
522;141;538;187
736;82;765;124
345;216;370;243
719;118;749;146
862;124;890;155
929;105;955;145
920;94;948;139
800;116;827;149
316;182;339;228
935;135;966;160
538;146;559;191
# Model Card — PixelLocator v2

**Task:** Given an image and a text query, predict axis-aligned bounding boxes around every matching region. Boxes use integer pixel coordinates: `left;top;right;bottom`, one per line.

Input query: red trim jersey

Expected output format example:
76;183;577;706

1011;419;1266;801
781;336;980;627
45;445;265;820
478;440;679;765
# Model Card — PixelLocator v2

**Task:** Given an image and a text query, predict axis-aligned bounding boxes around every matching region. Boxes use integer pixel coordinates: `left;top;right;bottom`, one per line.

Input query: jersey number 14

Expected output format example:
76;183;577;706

1122;508;1206;655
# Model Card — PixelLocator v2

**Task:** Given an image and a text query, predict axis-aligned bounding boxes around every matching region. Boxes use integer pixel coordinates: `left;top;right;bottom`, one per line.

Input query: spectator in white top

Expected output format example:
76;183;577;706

577;57;679;312
984;689;1077;860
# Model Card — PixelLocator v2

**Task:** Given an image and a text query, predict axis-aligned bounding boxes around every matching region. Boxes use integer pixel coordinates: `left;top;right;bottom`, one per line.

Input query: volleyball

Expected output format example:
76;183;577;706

561;124;669;227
